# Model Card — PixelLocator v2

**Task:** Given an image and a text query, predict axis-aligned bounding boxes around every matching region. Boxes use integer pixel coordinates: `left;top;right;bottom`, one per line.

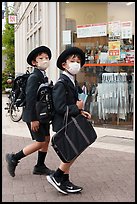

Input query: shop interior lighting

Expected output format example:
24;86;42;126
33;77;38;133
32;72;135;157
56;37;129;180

126;2;135;5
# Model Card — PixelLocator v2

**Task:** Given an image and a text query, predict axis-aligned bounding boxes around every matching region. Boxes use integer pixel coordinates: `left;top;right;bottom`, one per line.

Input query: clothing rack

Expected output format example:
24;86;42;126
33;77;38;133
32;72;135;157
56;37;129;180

97;72;132;123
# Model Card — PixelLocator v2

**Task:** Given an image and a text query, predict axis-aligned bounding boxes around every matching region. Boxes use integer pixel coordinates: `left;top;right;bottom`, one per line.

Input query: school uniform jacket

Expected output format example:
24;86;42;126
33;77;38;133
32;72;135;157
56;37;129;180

52;74;81;132
22;68;48;123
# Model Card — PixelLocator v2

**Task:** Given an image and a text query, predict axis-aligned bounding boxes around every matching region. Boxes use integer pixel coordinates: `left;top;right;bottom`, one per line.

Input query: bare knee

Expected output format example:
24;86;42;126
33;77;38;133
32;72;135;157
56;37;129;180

39;136;50;151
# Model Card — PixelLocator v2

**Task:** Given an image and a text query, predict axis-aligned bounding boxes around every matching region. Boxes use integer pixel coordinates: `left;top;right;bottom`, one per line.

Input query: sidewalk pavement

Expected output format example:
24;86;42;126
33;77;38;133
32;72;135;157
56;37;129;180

2;94;135;202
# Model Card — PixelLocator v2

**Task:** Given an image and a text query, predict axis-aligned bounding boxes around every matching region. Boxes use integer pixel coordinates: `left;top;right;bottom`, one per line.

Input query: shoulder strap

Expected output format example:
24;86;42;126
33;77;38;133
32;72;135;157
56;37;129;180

57;78;68;94
29;72;43;84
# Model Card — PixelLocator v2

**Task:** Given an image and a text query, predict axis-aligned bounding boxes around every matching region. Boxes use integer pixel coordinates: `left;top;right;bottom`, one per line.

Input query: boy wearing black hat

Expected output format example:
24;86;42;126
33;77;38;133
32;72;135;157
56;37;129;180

5;46;55;177
46;47;91;195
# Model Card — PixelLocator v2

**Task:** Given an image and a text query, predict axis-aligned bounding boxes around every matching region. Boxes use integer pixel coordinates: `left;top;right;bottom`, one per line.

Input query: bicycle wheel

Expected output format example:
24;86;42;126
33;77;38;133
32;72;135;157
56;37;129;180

9;102;23;122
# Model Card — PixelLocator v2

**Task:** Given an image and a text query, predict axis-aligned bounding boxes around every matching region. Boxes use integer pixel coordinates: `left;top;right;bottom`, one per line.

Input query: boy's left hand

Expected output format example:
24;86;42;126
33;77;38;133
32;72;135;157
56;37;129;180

81;110;91;119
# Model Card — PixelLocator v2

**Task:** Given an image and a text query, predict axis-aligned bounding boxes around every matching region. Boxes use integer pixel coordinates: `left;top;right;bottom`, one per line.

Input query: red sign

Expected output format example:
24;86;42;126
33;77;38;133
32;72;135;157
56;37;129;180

8;15;17;24
109;50;120;56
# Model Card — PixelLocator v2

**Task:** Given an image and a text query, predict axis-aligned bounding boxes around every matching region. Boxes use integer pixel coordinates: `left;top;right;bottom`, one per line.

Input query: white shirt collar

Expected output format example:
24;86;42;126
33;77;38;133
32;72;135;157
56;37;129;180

63;71;75;85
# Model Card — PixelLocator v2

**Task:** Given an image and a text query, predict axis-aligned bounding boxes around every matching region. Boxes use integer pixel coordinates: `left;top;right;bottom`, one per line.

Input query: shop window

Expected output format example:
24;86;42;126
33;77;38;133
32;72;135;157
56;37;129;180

59;2;135;130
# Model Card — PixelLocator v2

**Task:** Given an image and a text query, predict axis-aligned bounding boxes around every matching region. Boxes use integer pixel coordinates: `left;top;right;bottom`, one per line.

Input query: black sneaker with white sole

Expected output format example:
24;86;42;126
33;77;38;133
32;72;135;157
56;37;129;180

47;174;68;195
64;180;83;193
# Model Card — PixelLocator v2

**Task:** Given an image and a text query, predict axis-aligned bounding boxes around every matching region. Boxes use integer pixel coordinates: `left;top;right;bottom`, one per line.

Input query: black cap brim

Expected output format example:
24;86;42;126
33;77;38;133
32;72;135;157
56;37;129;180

57;47;85;70
27;46;52;66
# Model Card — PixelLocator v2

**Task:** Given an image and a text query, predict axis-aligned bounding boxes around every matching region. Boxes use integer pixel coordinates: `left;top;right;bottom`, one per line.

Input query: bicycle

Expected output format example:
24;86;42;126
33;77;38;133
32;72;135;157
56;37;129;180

4;76;23;122
4;89;23;122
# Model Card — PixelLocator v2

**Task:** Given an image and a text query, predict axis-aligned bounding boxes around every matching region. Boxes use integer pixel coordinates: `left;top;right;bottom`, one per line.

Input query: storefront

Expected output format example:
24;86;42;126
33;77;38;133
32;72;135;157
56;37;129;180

14;2;135;132
58;2;135;131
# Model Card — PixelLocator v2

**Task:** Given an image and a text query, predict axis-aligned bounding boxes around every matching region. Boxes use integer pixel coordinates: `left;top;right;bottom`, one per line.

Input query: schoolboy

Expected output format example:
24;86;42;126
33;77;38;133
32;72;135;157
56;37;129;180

6;46;55;177
46;47;91;194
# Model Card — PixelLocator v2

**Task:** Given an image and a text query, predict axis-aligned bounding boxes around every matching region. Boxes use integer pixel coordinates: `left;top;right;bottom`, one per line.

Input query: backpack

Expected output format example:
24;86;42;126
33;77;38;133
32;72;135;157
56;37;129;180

36;78;68;124
12;70;31;107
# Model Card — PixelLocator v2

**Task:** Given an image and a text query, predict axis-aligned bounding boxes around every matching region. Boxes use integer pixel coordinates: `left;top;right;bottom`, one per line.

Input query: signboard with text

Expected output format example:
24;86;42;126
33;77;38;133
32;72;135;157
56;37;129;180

108;41;120;61
77;23;107;38
8;15;17;24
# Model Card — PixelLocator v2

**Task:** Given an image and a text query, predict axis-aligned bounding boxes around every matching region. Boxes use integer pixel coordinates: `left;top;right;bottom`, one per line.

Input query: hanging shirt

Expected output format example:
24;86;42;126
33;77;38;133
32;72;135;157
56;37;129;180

82;85;88;95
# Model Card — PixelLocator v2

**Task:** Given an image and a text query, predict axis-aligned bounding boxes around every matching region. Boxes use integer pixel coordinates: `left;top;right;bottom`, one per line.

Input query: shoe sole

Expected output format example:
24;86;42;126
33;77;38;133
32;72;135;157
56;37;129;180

33;170;55;175
33;171;49;175
47;175;68;195
66;188;83;193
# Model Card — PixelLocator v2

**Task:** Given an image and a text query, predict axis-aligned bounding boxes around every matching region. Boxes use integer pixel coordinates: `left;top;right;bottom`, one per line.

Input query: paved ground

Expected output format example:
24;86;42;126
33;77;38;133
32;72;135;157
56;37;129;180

2;94;135;202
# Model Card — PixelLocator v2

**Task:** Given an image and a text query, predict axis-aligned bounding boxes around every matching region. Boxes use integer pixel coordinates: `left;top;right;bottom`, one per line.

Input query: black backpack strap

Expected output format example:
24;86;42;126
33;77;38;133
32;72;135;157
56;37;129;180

57;78;69;95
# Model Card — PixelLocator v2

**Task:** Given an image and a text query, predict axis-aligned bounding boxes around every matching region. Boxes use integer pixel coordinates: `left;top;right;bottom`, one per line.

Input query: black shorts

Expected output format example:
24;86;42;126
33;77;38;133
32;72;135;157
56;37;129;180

27;122;50;142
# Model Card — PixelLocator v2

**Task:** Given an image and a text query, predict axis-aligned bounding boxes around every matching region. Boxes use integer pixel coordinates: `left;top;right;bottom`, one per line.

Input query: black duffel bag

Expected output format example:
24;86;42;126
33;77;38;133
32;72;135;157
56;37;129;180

51;109;97;163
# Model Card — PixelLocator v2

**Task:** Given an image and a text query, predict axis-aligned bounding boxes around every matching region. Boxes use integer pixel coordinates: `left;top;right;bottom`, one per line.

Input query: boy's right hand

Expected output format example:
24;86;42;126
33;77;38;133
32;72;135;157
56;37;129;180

31;121;40;132
76;100;84;110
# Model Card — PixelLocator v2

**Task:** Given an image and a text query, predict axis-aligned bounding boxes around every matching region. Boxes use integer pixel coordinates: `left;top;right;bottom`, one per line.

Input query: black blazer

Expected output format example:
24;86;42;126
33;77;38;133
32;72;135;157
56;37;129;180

52;74;81;132
22;68;48;123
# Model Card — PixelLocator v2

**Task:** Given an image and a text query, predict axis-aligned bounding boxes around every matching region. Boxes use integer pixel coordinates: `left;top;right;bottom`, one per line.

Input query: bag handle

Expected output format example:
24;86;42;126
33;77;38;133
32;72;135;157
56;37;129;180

71;116;90;144
63;106;69;136
63;106;69;127
63;107;91;145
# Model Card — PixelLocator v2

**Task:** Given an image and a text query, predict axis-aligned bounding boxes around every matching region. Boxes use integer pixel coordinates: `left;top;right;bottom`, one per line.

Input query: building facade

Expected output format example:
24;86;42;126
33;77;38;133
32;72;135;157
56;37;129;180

14;2;135;134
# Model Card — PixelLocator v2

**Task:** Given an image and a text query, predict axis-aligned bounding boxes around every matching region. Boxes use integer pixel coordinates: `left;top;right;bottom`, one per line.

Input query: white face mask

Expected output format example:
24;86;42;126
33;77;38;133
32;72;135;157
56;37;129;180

37;60;50;70
67;62;81;75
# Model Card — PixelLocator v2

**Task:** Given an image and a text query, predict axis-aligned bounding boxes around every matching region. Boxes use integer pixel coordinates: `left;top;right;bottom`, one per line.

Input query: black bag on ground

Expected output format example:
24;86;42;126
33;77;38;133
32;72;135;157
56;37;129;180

51;109;97;163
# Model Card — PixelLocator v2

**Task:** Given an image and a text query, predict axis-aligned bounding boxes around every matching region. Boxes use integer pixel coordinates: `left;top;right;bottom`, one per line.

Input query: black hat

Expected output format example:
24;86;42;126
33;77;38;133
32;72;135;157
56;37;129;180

57;47;85;70
27;46;52;66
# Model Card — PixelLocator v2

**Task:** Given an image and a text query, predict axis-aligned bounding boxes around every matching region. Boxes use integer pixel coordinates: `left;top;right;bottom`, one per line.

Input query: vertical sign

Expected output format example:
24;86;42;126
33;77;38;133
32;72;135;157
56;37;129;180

62;30;71;45
108;21;121;40
108;41;120;61
121;21;132;39
8;15;17;24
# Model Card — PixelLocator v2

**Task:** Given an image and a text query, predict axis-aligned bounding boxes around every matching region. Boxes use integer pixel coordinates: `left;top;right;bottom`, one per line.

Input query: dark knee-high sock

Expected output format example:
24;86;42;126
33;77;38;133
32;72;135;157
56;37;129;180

36;151;47;166
13;150;26;161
